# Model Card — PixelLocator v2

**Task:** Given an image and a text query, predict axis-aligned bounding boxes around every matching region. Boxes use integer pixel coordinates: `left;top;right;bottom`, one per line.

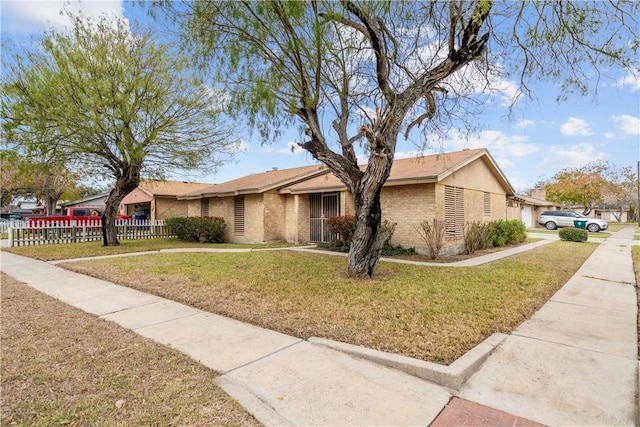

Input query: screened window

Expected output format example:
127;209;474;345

444;186;464;239
234;196;245;234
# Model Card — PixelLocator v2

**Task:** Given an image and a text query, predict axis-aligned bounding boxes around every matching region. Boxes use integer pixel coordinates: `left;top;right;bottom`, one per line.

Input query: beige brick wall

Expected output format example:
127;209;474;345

154;198;189;219
210;197;234;241
263;192;287;241
284;195;298;243
186;200;201;217
342;191;355;215
380;183;436;248
297;194;311;243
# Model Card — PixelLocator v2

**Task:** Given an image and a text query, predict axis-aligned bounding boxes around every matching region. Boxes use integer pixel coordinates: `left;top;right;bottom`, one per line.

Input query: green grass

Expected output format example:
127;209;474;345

3;238;296;261
60;241;597;365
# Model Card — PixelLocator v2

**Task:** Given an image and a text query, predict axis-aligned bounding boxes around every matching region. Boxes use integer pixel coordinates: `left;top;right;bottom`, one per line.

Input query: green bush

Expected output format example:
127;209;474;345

486;219;527;247
166;217;226;243
559;226;588;242
381;244;416;256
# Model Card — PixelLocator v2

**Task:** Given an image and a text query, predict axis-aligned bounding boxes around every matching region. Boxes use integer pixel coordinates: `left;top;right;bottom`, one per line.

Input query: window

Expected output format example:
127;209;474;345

234;196;245;234
483;192;491;216
201;198;209;217
444;186;464;239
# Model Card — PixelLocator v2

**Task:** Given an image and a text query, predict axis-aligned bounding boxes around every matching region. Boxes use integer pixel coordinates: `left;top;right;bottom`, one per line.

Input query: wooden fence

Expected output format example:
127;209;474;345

8;219;175;247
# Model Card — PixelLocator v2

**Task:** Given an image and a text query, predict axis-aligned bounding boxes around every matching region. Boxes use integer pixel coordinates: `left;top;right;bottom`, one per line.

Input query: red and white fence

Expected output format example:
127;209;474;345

7;219;175;247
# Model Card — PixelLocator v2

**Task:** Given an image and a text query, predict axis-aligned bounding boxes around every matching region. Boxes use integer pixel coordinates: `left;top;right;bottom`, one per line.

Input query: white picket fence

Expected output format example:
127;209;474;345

7;219;175;247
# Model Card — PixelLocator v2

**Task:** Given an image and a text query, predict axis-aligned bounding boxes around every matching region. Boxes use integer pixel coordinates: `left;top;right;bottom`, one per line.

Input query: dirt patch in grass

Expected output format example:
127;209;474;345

61;241;596;365
0;274;260;427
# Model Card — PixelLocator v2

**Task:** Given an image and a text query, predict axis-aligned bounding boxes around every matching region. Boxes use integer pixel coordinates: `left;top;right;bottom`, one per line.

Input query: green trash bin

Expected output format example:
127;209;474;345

573;220;586;229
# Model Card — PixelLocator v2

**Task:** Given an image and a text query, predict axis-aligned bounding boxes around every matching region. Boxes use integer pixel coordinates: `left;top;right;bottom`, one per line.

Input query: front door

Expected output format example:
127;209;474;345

309;193;340;242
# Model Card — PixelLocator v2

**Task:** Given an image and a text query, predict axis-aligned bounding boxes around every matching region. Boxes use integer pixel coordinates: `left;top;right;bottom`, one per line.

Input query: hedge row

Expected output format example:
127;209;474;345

165;217;226;243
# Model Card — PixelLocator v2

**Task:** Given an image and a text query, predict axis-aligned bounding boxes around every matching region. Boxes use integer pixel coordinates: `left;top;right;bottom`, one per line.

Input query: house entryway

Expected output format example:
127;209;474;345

310;193;340;242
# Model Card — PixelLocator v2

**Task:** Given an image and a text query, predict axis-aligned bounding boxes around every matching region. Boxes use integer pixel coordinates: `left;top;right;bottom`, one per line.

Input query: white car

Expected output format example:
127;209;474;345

538;210;608;232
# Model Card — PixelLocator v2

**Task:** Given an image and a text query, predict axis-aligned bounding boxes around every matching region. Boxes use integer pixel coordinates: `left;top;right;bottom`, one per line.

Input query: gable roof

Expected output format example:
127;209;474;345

179;164;328;199
138;180;214;197
280;148;515;196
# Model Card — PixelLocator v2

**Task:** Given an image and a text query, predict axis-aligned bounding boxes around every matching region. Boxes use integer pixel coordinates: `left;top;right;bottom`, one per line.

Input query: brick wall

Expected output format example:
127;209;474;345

186;200;201;217
263;192;287;241
154;198;189;219
380;183;436;248
210;197;234;241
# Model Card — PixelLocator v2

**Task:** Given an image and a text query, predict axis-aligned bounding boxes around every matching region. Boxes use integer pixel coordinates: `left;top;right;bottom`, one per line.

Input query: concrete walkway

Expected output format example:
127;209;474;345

459;226;638;426
0;227;637;426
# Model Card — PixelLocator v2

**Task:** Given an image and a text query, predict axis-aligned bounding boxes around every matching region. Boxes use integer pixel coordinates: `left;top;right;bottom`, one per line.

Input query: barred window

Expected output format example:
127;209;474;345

444;186;464;239
234;196;245;234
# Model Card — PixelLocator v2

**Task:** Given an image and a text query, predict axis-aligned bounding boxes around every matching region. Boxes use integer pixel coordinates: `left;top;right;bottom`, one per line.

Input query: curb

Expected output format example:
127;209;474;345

309;332;508;390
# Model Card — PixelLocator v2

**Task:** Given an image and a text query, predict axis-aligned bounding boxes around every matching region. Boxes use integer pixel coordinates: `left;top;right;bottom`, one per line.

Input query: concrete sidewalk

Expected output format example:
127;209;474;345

459;226;638;426
0;227;637;426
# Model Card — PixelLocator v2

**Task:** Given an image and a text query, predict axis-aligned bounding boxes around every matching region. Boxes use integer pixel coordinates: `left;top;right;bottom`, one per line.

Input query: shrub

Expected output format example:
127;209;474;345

559;226;588;242
381;244;416;256
486;219;527;247
379;220;397;247
166;217;226;243
326;215;356;246
464;221;490;254
416;219;445;259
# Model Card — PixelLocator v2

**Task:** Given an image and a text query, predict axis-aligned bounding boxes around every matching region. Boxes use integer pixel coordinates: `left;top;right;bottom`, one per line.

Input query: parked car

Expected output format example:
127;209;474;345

538;210;608;232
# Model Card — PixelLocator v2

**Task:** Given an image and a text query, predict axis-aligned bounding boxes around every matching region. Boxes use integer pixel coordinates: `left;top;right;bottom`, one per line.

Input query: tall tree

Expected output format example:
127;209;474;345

155;1;638;278
2;12;238;245
544;160;614;215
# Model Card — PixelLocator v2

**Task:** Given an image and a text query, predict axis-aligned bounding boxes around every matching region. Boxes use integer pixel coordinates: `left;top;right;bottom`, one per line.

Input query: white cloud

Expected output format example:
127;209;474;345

515;119;534;129
611;114;640;136
231;140;251;154
603;132;615;139
538;143;606;171
276;141;305;155
560;117;592;136
613;67;640;91
1;1;124;35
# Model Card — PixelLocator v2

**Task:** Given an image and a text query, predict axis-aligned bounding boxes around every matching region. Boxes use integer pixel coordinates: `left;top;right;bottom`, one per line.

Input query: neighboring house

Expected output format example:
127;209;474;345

63;193;109;208
121;180;215;220
180;148;517;256
508;193;557;228
592;206;629;223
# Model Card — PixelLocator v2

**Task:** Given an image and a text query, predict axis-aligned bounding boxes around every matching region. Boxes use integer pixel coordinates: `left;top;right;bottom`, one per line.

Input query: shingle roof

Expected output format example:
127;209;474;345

280;148;514;194
179;164;329;199
138;180;215;197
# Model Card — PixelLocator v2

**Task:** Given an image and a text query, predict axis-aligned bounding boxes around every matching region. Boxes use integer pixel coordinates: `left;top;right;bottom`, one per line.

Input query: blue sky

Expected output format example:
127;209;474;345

2;0;639;193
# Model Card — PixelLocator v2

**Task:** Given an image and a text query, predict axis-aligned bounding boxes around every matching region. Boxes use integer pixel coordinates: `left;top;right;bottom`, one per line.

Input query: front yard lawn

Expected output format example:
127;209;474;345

58;241;597;364
1;274;260;427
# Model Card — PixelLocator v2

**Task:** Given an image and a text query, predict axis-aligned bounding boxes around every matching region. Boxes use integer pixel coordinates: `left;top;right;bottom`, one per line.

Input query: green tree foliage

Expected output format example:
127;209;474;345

154;0;638;277
2;12;238;245
0;148;80;213
544;160;629;215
